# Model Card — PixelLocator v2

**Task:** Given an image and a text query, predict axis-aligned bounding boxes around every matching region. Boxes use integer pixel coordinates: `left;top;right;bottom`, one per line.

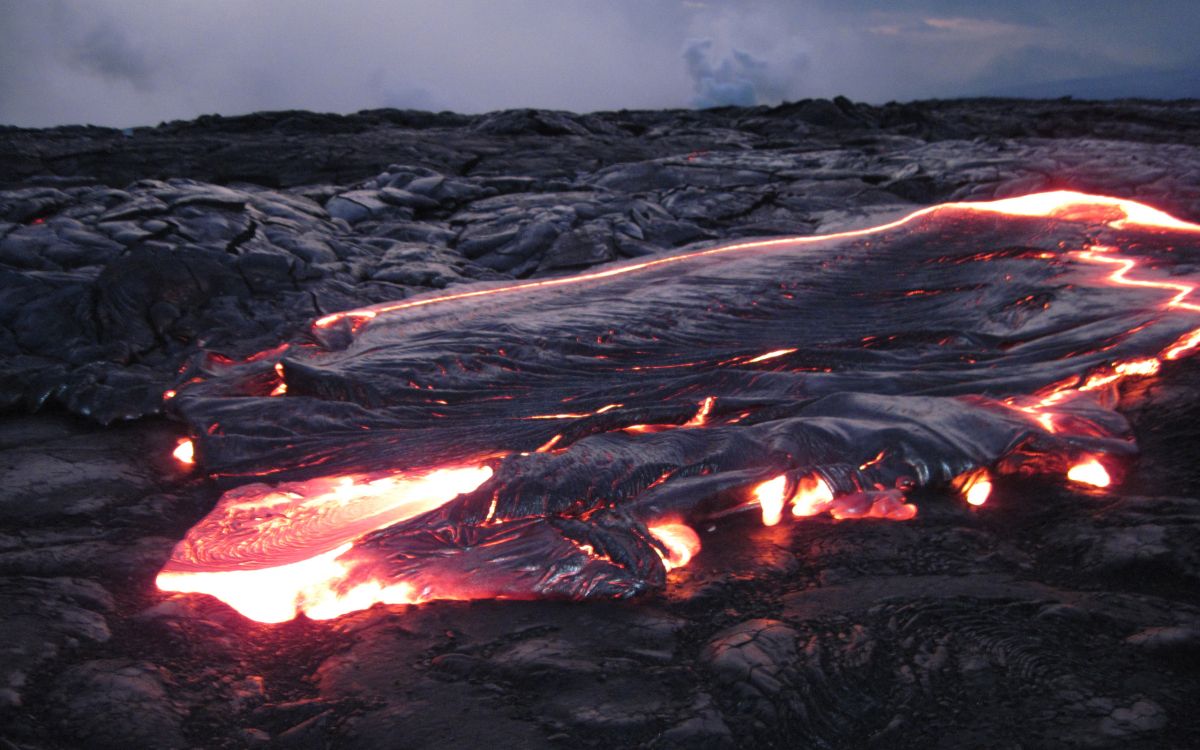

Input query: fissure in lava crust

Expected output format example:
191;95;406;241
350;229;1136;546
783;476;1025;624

156;191;1200;623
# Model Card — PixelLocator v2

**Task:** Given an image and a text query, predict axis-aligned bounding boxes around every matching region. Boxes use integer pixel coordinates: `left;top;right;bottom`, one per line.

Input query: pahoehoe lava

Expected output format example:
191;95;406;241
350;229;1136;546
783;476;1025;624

156;192;1200;623
9;99;1200;750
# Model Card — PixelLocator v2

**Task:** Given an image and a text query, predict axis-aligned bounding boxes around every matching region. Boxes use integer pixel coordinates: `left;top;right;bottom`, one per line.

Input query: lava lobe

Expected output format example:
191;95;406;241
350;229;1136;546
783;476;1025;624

157;192;1200;622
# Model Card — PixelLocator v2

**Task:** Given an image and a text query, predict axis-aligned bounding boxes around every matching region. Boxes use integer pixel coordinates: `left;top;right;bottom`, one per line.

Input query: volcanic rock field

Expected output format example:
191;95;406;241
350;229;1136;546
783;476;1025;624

2;97;1200;749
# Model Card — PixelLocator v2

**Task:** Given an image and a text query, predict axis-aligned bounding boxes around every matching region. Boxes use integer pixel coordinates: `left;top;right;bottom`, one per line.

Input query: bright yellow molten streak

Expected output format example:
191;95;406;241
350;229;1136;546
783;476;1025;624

1067;459;1111;488
753;475;788;526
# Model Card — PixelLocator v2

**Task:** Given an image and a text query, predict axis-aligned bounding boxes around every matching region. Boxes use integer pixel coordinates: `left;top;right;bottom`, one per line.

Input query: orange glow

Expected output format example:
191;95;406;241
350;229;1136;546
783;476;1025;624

172;438;194;466
270;363;288;396
157;542;358;623
1166;327;1200;360
684;396;717;427
648;522;701;570
523;403;624;420
162;389;177;401
535;434;563;452
622;396;718;435
156;465;493;622
791;475;835;517
1077;246;1200;313
314;310;377;329
953;468;992;507
1079;358;1162;392
950;191;1200;232
755;473;913;525
1067;459;1111;488
827;491;918;521
1003;230;1200;437
858;449;886;471
746;348;797;364
753;475;788;526
966;480;992;506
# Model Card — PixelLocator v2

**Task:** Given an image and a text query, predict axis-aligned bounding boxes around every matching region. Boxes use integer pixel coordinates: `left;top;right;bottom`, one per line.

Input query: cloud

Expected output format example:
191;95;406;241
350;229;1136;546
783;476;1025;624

684;39;755;107
1;0;1199;128
367;69;439;111
922;17;1030;36
683;38;809;108
870;15;1031;38
68;19;156;90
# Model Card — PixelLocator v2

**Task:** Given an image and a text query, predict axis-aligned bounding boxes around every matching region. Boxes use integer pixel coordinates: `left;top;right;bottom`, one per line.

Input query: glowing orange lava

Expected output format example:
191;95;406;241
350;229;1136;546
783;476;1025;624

269;362;287;396
535;434;563;452
966;480;992;507
746;348;797;364
1067;459;1111;488
753;475;788;526
684;396;717;427
156;465;493;622
953;468;993;507
648;522;701;570
753;473;883;525
791;475;835;517
172;438;194;466
1167;328;1200;360
523;403;623;420
997;223;1200;461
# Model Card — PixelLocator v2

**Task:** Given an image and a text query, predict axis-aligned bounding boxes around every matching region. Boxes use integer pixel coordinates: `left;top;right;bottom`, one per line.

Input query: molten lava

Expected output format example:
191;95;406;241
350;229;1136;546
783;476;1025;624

158;191;1200;623
953;468;993;507
648;523;702;570
1067;459;1112;488
172;438;194;466
754;475;789;527
792;475;835;517
156;465;493;621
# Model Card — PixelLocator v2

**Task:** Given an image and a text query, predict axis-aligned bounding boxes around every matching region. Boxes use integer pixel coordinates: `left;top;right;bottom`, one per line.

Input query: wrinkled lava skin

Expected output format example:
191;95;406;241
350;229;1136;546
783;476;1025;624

158;194;1200;620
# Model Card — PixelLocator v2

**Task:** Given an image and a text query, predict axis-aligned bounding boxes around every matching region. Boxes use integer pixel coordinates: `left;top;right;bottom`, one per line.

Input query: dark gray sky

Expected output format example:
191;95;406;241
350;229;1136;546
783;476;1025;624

2;0;1197;128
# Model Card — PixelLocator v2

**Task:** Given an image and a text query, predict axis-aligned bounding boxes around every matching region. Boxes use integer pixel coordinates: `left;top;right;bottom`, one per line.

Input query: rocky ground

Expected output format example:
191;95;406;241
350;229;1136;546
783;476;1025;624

1;98;1199;748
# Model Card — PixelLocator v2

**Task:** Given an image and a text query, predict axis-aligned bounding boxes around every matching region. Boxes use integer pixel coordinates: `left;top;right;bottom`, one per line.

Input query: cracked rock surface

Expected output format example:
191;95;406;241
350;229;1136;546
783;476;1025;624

1;98;1199;748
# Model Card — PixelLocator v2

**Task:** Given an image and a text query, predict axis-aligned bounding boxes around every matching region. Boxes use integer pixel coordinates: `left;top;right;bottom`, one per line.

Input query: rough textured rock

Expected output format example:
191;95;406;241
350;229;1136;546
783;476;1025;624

49;660;186;750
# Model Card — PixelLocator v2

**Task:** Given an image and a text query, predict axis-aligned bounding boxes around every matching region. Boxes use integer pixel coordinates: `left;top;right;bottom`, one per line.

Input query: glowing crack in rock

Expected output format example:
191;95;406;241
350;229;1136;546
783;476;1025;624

158;191;1200;622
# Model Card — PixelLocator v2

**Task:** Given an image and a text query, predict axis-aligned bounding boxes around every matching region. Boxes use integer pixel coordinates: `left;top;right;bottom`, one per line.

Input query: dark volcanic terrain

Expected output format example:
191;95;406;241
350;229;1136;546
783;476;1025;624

2;98;1200;749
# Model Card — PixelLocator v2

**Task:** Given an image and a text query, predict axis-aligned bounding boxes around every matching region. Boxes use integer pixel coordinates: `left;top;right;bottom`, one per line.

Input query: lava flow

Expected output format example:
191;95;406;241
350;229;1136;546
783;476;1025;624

159;191;1200;623
157;465;494;622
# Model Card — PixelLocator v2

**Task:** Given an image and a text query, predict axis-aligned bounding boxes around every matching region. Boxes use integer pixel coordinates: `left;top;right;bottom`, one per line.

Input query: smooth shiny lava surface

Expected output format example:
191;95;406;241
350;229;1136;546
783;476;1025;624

159;191;1200;622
